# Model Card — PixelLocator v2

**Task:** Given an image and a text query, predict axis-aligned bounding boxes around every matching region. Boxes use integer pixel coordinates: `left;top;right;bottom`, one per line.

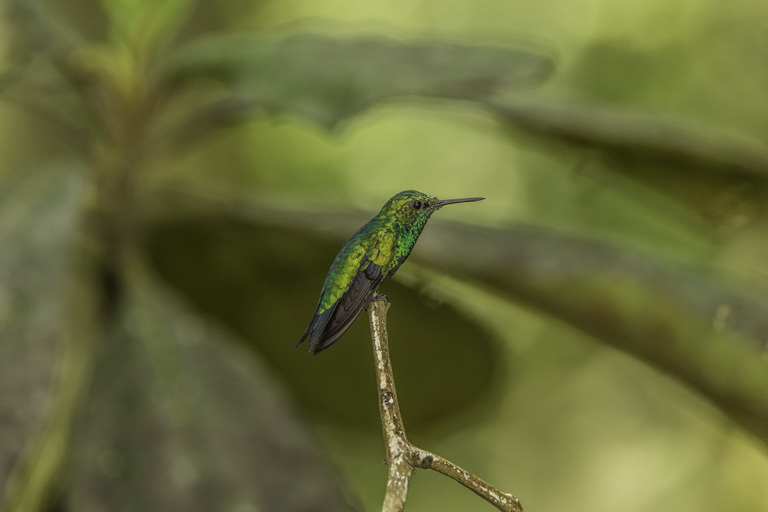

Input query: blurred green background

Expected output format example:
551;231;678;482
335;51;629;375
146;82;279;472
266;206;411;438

3;0;768;511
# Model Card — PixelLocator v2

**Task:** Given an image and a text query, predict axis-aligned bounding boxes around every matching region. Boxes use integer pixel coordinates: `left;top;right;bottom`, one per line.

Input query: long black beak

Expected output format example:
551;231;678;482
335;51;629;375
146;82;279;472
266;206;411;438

432;197;485;208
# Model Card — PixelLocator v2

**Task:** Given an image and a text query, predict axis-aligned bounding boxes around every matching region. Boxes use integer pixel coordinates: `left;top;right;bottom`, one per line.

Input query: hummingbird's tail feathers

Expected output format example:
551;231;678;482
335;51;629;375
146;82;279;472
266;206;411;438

297;304;338;353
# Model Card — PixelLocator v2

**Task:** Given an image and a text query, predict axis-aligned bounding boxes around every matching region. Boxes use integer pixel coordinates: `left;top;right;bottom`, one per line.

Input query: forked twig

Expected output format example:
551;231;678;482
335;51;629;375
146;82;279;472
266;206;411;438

367;296;522;512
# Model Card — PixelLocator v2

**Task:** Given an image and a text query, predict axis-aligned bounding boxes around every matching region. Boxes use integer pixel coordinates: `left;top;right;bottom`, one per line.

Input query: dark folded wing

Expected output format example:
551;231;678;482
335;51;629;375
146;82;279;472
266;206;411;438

309;256;384;353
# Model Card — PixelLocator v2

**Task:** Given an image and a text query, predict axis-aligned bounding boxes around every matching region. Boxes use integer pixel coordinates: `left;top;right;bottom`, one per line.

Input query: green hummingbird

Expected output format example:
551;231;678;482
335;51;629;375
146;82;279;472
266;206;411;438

298;190;484;354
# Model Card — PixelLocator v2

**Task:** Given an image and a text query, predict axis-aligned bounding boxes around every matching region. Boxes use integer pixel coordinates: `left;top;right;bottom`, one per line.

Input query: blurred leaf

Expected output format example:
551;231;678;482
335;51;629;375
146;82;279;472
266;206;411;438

144;214;503;433
491;97;768;178
419;221;768;445
66;267;359;512
98;0;197;49
0;166;85;505
160;31;555;132
0;0;99;151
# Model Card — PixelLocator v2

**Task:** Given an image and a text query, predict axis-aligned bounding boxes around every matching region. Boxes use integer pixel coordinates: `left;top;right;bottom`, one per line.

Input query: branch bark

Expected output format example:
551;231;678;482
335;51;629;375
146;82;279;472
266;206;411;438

367;296;522;512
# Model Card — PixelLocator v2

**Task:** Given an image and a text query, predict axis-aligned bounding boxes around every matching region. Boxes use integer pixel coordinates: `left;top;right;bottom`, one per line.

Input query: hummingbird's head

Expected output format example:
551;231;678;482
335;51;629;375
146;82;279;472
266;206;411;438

376;191;484;270
378;190;484;232
380;190;436;220
380;190;484;220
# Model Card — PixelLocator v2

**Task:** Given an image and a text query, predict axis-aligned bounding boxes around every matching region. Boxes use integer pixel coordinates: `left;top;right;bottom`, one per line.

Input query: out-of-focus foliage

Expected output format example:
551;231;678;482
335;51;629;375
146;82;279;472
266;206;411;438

2;0;768;511
68;274;359;512
162;32;554;130
0;167;85;511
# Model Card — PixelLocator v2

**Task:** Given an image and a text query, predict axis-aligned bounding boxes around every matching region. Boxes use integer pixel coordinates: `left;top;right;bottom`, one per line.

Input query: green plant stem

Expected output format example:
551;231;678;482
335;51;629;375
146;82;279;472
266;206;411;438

367;296;523;512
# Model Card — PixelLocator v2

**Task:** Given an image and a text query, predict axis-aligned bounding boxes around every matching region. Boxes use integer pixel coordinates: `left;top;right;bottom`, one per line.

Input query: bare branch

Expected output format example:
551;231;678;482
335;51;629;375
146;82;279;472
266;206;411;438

368;296;413;511
367;296;522;512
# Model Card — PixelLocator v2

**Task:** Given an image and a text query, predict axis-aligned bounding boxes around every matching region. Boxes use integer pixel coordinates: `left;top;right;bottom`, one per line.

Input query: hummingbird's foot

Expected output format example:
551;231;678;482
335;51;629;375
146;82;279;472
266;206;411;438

372;294;388;303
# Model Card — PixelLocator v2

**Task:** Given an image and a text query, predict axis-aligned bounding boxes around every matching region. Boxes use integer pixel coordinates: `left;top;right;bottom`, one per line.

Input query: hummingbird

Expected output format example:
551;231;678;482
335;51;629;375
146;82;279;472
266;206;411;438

298;190;484;354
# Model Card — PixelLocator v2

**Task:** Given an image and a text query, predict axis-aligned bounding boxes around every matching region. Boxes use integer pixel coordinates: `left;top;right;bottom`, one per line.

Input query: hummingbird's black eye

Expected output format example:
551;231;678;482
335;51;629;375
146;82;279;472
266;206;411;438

411;199;422;210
